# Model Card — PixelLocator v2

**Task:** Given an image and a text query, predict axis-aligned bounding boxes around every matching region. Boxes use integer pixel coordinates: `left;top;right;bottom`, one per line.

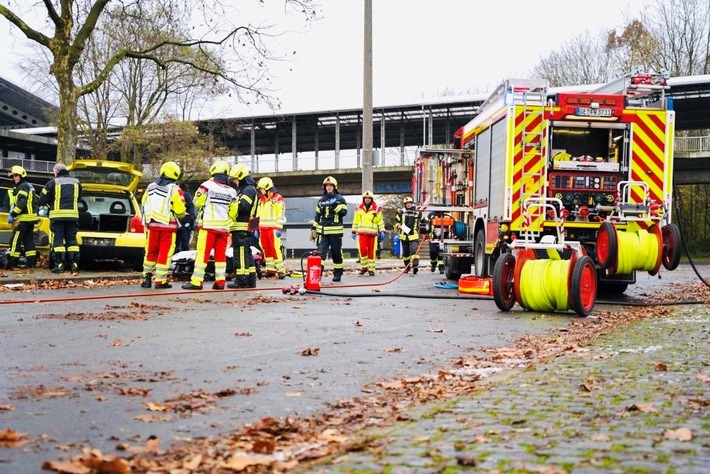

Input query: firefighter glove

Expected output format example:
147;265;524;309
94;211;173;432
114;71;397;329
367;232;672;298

310;229;317;241
275;230;282;238
351;233;357;241
378;231;385;242
7;215;14;224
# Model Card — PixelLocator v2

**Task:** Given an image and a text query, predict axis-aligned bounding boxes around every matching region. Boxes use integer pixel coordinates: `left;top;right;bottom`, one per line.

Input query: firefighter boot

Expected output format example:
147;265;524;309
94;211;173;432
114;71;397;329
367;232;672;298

413;261;419;275
227;277;248;289
141;273;152;288
431;262;437;272
247;274;257;288
26;256;37;269
52;252;66;273
439;264;445;275
359;268;368;276
332;268;343;283
70;260;79;276
6;257;18;270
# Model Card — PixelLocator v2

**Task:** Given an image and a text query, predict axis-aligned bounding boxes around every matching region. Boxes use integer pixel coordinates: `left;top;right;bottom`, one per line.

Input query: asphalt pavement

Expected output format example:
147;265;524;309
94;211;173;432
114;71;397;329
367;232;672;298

0;259;708;473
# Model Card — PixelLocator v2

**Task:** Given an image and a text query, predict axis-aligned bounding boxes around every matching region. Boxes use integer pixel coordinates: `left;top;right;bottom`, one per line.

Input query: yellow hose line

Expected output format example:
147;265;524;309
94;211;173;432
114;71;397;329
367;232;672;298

616;229;660;274
520;259;570;312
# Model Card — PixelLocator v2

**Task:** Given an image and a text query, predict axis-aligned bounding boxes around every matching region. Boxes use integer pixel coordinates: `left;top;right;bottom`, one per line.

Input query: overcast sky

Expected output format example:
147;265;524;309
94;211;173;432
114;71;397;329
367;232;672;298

0;0;649;119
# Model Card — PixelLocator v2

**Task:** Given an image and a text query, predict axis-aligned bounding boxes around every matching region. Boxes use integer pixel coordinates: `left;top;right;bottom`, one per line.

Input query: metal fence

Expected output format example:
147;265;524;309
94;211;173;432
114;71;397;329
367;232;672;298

675;135;710;153
0;157;54;175
3;136;710;179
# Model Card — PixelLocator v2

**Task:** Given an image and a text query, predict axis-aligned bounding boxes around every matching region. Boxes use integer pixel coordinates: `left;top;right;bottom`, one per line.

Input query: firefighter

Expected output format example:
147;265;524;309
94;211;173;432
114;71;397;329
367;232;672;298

426;211;445;274
6;165;39;269
352;190;384;276
256;176;287;279
227;164;259;289
140;161;187;289
312;176;348;282
39;162;82;275
182;160;237;290
395;196;423;274
175;182;196;253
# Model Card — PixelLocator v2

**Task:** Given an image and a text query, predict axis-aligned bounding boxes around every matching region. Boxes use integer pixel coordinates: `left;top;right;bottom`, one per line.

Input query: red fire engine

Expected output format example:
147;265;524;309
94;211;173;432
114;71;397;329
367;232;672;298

414;70;681;316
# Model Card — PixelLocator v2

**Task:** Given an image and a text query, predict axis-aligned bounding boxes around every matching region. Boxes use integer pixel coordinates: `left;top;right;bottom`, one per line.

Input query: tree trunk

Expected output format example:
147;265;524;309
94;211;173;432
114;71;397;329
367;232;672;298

56;73;79;165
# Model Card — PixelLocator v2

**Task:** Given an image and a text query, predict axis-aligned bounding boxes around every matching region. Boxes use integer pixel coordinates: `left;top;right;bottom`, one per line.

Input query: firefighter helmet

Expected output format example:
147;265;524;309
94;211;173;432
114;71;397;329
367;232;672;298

257;177;274;191
323;176;338;188
210;160;230;176
159;161;181;180
403;196;414;204
8;165;26;178
362;190;374;199
229;163;249;181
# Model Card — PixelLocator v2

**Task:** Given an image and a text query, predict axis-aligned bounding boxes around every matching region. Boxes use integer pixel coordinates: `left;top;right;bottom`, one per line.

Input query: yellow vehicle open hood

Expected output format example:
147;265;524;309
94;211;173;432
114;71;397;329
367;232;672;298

68;160;142;193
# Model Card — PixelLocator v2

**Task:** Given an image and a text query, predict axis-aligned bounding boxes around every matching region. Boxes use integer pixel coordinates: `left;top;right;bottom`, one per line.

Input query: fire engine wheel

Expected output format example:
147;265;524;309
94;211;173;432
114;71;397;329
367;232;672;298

492;253;516;312
661;223;682;271
444;257;461;281
474;229;487;277
595;222;617;271
568;256;596;317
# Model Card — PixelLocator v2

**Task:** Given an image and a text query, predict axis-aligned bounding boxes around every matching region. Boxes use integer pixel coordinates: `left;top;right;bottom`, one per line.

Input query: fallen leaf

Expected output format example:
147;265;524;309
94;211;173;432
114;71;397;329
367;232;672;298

663;427;692;441
696;373;710;382
626;403;658;413
655;362;668;371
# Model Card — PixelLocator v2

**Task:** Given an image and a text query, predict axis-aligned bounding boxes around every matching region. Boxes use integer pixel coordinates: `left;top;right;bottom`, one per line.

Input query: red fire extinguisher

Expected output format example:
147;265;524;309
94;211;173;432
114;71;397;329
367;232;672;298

304;252;322;291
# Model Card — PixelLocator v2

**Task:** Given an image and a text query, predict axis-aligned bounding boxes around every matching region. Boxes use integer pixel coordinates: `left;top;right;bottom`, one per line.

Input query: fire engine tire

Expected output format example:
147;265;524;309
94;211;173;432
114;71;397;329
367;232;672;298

474;229;487;277
444;257;461;281
595;222;618;271
493;252;516;312
661;223;682;271
569;256;596;317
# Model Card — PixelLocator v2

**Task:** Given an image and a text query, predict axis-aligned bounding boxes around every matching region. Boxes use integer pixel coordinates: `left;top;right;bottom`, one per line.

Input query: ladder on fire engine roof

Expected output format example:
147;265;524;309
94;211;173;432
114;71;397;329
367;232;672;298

476;78;549;116
591;69;670;105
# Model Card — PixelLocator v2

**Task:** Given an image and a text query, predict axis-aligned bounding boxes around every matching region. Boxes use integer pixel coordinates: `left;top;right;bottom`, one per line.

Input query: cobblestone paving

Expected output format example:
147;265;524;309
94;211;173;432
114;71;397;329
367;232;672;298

311;307;709;473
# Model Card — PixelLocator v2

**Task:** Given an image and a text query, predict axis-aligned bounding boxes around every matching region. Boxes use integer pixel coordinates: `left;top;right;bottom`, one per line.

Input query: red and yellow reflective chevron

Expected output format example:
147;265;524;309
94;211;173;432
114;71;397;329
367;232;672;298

511;107;546;231
627;110;668;205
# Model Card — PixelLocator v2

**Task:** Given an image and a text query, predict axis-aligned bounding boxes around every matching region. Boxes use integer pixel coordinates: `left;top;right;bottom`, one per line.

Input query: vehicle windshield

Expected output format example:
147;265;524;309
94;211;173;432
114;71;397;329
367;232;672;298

70;169;135;187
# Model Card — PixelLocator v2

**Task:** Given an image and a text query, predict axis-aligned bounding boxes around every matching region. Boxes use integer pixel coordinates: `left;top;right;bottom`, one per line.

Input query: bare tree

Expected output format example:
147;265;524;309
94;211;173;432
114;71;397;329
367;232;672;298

0;0;319;164
532;30;615;87
638;0;710;76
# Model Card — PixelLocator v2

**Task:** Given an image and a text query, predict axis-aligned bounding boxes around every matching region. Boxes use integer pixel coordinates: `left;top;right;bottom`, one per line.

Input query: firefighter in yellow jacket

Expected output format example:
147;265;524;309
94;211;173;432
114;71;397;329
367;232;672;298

256;176;287;279
6;166;39;269
352;190;384;276
182;160;237;290
140;161;187;289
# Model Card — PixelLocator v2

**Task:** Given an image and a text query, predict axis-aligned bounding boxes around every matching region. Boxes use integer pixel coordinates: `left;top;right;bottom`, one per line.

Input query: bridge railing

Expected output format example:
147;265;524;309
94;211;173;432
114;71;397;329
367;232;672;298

0;156;54;175
239;147;419;175
675;135;710;153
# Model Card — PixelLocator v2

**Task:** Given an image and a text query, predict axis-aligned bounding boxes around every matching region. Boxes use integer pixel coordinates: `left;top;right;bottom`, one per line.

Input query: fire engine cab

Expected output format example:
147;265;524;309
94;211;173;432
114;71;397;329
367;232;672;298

414;70;681;316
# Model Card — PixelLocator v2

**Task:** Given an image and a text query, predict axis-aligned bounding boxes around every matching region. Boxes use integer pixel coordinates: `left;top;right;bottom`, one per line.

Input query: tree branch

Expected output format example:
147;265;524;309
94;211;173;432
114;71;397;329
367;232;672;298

0;5;51;47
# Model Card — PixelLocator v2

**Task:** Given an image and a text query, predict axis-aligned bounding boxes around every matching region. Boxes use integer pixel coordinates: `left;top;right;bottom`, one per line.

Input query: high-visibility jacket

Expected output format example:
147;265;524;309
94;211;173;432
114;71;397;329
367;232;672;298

194;178;237;233
353;201;384;235
10;179;39;223
39;170;82;220
229;175;259;232
313;191;347;236
141;178;187;230
258;191;285;230
396;206;423;241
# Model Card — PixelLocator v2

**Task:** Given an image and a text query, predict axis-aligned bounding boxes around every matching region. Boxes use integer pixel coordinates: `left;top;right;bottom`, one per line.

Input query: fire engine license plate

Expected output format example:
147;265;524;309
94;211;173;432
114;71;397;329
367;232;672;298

576;107;612;117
